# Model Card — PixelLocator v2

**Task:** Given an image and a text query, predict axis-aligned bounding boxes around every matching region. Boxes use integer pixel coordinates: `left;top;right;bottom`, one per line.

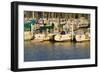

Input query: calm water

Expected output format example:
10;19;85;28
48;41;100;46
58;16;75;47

24;41;90;62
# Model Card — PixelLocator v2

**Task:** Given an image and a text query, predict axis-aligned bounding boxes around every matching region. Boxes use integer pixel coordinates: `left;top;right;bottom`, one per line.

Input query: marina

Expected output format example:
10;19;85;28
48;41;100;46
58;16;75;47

24;11;90;61
24;11;90;42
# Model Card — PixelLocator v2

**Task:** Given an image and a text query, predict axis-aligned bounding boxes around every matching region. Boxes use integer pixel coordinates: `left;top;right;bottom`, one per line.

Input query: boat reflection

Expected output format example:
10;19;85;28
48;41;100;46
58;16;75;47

24;41;90;62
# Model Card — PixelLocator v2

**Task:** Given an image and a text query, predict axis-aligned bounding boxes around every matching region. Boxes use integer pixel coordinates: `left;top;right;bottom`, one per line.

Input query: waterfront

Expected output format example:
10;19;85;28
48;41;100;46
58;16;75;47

24;41;90;62
24;11;90;62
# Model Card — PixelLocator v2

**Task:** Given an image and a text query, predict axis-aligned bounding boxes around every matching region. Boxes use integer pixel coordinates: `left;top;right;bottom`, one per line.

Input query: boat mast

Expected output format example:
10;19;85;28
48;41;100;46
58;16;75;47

71;14;74;41
31;11;34;35
72;22;74;40
52;12;53;33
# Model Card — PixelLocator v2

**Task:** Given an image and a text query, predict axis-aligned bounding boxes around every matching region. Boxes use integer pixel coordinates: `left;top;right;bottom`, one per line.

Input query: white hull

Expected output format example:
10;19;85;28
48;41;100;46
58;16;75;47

24;31;33;40
75;34;90;42
34;34;54;41
54;34;72;42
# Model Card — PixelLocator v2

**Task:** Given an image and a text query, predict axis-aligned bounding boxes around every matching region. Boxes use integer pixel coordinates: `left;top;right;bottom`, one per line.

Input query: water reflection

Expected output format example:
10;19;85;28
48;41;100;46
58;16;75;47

24;41;90;62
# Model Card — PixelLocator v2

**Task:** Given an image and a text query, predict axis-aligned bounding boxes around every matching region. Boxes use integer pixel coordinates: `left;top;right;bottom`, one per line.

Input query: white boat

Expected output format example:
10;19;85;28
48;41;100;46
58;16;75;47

24;31;33;40
75;28;90;42
34;33;54;41
54;34;72;42
75;34;90;42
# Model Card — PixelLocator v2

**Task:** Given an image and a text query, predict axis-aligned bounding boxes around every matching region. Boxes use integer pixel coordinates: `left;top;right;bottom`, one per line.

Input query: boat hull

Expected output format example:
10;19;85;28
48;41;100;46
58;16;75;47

75;34;90;42
34;34;54;41
24;31;33;40
54;34;72;42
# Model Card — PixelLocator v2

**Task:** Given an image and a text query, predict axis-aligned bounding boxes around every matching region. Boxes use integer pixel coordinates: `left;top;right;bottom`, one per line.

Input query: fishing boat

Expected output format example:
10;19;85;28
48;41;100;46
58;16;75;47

54;34;72;42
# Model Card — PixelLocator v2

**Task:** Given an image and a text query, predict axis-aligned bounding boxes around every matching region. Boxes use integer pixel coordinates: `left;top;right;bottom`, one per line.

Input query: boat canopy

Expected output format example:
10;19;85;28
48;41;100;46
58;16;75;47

24;19;36;31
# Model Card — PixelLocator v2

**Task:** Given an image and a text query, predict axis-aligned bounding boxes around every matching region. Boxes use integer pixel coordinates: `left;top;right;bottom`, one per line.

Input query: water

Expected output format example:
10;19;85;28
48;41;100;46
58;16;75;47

24;41;90;62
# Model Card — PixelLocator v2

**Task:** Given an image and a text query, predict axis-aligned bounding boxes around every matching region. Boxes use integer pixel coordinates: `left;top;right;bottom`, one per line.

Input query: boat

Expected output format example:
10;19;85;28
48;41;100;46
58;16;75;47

54;34;72;42
34;34;44;40
43;36;50;41
24;31;33;40
78;17;90;28
75;34;90;42
75;28;90;42
34;33;54;41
